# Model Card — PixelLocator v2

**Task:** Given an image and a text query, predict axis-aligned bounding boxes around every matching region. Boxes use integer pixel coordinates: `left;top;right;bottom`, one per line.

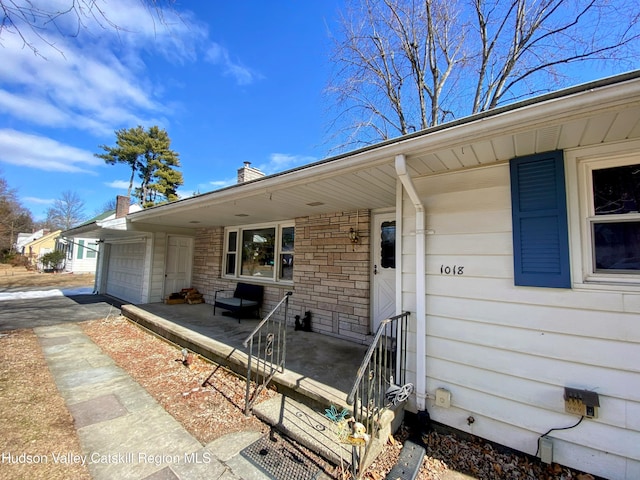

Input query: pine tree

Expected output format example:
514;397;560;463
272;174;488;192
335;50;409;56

96;126;183;208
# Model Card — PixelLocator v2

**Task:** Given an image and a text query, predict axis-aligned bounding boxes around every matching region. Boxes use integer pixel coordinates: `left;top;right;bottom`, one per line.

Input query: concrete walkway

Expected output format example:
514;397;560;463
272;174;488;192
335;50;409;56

35;322;273;480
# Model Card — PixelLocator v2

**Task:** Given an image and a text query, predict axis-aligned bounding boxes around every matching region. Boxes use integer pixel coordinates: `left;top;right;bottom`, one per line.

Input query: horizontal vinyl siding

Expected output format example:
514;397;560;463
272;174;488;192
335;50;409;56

405;163;640;480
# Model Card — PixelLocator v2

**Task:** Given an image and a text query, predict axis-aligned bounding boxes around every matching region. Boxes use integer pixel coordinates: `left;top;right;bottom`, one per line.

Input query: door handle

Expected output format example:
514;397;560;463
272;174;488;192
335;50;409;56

374;265;378;275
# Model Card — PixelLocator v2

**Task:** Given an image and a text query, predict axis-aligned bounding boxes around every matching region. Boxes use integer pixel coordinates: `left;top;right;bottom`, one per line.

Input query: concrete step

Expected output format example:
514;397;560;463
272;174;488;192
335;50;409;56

252;394;352;468
252;394;405;474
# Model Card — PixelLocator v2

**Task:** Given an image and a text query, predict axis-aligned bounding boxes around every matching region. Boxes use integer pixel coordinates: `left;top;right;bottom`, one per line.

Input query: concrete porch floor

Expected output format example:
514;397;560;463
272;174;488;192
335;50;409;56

121;302;368;411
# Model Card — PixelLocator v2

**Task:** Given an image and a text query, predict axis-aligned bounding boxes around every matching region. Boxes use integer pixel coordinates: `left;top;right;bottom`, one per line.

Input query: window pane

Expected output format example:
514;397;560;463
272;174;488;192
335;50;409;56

593;164;640;215
86;243;97;258
227;231;237;252
241;228;275;277
381;221;396;269
594;222;640;271
225;253;236;275
281;226;294;252
280;254;294;280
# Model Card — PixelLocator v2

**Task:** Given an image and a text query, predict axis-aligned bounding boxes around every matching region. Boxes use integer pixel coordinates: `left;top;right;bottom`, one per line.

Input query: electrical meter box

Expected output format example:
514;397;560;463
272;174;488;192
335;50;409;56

564;387;599;418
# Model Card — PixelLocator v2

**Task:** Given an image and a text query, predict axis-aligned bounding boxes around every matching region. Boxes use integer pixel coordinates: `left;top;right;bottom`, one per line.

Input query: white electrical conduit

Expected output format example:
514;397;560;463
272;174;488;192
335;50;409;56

395;154;427;411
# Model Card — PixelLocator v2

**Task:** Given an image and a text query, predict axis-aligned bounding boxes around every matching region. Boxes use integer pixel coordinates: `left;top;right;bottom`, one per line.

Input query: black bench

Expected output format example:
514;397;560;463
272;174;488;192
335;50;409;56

213;282;264;321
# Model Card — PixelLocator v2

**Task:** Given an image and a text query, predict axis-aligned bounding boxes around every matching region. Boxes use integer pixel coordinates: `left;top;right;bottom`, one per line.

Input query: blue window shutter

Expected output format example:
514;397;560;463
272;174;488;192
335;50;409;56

77;240;84;260
510;151;571;288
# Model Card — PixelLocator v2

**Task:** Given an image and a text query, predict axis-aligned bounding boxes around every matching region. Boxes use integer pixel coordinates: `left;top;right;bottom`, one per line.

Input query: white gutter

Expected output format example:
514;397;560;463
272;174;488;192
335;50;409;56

395;154;427;411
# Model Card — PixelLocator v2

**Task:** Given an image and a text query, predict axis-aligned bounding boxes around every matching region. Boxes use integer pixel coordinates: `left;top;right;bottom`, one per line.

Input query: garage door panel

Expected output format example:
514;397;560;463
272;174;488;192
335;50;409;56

106;242;145;304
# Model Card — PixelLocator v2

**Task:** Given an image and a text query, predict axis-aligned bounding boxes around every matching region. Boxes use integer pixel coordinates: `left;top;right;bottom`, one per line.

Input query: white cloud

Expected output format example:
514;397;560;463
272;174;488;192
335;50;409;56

0;129;101;173
0;1;259;141
258;153;317;174
0;33;169;136
205;43;261;85
23;197;55;205
209;178;236;188
104;180;132;189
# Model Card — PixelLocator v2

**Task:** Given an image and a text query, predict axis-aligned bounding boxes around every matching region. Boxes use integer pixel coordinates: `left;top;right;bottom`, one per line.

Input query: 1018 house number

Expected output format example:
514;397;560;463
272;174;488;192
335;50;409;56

441;265;464;275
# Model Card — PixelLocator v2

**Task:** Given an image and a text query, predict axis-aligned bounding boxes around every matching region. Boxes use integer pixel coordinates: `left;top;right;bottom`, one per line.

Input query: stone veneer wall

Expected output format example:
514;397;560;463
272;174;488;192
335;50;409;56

190;209;371;344
294;209;371;343
191;227;224;297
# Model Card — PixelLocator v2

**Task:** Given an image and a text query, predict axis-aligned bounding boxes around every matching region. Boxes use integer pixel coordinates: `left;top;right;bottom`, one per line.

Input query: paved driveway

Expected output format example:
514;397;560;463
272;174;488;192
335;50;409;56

0;290;123;332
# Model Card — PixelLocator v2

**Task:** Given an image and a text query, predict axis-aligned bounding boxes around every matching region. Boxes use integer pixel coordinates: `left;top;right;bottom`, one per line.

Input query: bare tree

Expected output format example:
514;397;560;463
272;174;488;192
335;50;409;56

45;191;87;231
0;0;177;57
328;0;640;147
0;175;33;254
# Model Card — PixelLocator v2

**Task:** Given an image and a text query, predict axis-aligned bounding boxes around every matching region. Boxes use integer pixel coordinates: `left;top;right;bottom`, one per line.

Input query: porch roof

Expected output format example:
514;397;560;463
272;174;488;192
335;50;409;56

110;71;640;233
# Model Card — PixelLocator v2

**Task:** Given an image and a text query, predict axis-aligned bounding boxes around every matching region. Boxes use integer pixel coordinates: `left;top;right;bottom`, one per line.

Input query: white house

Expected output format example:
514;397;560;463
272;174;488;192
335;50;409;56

58;237;100;273
62;200;143;293
63;72;640;479
15;229;49;254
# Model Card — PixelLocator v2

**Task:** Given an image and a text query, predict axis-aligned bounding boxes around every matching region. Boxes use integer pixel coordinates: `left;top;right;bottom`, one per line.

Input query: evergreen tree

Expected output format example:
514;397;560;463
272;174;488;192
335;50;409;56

96;126;183;208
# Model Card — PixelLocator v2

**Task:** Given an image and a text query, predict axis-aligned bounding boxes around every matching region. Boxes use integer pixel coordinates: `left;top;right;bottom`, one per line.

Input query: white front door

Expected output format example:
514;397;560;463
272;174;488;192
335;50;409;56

164;236;193;296
371;212;397;334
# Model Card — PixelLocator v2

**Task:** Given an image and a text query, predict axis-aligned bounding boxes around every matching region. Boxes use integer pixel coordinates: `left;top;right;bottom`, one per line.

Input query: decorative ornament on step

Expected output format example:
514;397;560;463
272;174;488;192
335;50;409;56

385;382;415;406
344;419;370;446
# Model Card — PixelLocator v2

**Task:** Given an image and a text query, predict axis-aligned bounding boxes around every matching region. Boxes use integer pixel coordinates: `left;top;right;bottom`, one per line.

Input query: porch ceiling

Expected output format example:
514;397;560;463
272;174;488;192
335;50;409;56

128;74;640;231
131;162;400;229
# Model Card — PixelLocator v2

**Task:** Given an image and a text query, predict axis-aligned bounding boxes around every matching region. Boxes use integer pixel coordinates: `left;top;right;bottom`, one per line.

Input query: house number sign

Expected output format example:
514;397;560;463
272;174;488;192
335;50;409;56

440;265;464;275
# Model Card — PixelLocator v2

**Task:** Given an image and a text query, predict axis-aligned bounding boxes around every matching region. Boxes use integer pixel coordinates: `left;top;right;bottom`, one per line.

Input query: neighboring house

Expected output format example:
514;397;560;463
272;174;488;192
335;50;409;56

62;72;640;479
59;237;100;274
15;229;49;254
61;200;142;295
23;230;62;270
58;211;118;274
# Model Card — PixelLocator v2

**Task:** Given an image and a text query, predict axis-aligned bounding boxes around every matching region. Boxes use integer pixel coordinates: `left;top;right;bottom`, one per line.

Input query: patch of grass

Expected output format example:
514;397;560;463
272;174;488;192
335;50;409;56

0;330;90;480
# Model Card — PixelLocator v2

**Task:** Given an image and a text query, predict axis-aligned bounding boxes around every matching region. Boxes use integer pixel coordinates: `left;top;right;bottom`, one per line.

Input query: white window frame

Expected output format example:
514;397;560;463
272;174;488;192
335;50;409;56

86;242;98;259
223;221;294;284
567;140;640;288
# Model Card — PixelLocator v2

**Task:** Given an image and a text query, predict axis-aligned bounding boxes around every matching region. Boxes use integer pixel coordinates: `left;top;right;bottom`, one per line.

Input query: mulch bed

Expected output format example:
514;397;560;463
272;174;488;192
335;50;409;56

81;315;274;445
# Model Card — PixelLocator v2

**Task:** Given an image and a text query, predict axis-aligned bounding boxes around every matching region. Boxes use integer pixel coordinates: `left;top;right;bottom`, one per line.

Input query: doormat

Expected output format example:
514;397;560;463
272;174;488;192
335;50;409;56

240;435;321;480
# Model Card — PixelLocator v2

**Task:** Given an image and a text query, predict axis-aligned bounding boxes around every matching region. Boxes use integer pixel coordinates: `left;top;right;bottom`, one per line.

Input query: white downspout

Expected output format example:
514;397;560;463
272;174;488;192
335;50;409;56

395;154;427;411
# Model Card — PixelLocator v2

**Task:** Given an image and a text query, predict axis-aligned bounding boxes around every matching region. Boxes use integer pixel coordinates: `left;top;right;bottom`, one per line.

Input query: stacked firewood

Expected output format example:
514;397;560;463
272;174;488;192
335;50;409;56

182;288;204;304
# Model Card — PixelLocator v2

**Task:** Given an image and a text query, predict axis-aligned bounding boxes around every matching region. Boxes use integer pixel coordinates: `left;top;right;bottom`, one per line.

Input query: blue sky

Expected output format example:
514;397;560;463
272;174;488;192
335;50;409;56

0;1;635;222
0;1;343;220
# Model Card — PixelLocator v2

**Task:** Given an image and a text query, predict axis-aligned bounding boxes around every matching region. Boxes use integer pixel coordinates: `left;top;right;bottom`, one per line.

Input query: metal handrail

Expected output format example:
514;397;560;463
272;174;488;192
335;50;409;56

242;291;292;348
243;291;292;415
347;311;410;477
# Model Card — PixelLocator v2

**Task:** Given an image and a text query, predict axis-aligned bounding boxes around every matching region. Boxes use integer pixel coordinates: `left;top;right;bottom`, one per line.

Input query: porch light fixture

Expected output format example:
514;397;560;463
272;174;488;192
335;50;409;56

349;209;360;245
349;227;359;244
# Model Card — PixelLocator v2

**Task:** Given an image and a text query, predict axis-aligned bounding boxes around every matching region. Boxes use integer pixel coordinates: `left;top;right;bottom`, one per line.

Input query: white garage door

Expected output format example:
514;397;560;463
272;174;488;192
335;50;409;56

106;242;146;304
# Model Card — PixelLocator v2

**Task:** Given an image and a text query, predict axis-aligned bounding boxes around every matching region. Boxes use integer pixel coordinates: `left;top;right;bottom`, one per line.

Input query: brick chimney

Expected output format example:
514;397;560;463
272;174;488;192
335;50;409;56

115;196;130;219
237;162;265;184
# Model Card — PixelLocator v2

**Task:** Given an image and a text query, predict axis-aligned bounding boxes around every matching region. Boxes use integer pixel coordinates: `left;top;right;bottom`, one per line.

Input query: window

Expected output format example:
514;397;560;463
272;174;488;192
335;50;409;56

241;227;275;277
226;231;237;275
224;223;294;283
86;242;97;259
380;221;396;269
589;163;640;274
280;226;294;281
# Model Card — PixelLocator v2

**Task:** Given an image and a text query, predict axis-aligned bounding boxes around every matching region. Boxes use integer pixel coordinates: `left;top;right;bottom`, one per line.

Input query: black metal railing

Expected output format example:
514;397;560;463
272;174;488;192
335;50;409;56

347;311;411;476
242;291;292;415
